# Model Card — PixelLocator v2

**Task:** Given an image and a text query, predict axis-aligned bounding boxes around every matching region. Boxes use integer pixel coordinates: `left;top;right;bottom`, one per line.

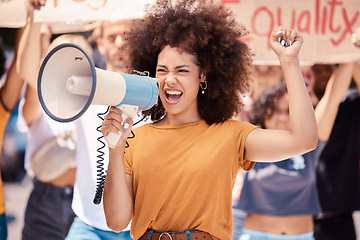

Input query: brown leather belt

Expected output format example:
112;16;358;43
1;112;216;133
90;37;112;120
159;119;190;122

139;229;213;240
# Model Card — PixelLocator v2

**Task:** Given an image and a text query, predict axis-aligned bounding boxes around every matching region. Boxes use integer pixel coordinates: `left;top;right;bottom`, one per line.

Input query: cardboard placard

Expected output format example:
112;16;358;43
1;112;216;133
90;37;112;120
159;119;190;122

1;0;360;64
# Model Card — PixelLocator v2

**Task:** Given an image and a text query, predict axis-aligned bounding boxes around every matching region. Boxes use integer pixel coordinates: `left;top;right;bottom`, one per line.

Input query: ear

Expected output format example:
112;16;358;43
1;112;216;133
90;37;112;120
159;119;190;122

199;72;206;81
96;38;106;57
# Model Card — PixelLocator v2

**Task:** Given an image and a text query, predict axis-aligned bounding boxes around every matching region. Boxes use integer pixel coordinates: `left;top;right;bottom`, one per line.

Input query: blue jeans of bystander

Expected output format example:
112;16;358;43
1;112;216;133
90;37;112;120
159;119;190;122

238;228;314;240
65;217;132;240
22;180;75;240
0;213;7;239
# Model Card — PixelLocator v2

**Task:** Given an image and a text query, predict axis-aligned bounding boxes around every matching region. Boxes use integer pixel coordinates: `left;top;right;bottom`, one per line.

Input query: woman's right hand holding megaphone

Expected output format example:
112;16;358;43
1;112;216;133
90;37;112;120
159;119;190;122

101;107;133;149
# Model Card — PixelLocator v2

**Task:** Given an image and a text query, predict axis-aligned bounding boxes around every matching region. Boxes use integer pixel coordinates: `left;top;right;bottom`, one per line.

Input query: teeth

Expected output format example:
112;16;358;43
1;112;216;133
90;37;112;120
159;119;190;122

166;90;182;95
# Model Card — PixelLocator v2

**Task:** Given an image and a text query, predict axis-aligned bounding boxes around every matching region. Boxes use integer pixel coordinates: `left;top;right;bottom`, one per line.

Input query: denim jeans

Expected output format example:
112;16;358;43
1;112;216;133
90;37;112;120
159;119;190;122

0;213;7;240
232;208;247;240
65;217;132;240
22;180;75;240
238;228;314;240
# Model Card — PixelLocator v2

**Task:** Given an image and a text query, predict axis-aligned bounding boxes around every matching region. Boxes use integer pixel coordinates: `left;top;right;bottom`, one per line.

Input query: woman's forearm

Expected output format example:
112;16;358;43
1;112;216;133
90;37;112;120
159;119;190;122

315;63;354;142
280;57;318;151
16;10;41;90
103;147;133;232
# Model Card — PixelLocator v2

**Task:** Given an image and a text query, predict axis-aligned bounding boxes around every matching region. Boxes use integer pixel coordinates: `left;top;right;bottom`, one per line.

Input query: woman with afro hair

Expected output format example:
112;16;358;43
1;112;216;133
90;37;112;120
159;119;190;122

100;0;318;239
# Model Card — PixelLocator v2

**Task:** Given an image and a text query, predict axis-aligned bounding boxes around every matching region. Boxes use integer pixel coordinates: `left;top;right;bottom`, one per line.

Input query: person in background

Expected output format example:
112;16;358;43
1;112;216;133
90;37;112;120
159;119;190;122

0;24;25;240
232;64;284;239
64;19;143;240
237;82;321;240
311;64;335;103
89;20;132;73
300;65;319;106
232;62;332;239
16;1;137;239
17;1;90;240
313;29;360;240
250;65;284;99
17;9;93;240
99;1;318;239
238;64;283;123
232;63;284;240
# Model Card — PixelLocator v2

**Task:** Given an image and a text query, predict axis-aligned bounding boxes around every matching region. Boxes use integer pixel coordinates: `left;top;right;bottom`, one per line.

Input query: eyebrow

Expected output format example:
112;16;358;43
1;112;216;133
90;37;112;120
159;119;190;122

157;64;190;69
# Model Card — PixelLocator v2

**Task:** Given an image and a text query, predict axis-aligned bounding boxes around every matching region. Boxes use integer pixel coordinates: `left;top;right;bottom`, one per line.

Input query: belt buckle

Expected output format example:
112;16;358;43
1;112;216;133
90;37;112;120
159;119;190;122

159;232;173;240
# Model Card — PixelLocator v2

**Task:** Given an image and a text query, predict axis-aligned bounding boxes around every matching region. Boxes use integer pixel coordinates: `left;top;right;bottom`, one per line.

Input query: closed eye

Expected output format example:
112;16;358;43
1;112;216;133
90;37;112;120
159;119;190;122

156;68;167;73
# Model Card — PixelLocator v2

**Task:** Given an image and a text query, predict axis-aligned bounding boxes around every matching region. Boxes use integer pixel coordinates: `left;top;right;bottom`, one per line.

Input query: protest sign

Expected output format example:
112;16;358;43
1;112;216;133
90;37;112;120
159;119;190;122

222;0;360;64
0;0;27;28
1;0;359;64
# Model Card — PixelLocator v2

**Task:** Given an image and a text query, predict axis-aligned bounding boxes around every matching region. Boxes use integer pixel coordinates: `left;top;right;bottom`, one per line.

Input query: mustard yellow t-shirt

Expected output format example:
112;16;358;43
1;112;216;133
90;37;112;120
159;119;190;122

0;102;10;215
124;119;257;240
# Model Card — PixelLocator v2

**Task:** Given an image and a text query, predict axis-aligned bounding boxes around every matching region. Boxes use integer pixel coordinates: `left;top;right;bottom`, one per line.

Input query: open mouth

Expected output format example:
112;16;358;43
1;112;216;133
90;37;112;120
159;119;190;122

165;90;183;104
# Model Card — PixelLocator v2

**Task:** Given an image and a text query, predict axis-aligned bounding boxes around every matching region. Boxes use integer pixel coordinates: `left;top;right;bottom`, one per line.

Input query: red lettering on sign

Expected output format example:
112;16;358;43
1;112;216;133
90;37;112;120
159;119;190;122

331;8;359;46
297;10;311;34
250;0;360;48
52;0;107;10
87;0;107;10
321;7;327;35
328;0;342;33
251;7;274;49
315;0;320;33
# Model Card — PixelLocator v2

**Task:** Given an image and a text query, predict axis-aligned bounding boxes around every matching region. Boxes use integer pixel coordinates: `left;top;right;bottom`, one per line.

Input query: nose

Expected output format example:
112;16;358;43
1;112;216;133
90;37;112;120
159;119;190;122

164;73;177;87
114;35;124;47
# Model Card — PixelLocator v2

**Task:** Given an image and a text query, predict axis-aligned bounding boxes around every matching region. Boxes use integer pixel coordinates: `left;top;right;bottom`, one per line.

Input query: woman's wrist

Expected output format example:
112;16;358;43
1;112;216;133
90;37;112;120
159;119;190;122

108;144;126;152
278;56;300;65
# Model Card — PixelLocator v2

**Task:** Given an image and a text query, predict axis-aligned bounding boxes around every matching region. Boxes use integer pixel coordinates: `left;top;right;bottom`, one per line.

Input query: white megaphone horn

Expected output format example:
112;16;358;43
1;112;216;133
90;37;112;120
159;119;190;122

38;43;159;147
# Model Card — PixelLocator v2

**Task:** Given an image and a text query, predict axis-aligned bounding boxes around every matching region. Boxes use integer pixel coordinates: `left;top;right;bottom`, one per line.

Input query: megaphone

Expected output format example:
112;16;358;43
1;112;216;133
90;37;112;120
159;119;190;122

38;43;159;147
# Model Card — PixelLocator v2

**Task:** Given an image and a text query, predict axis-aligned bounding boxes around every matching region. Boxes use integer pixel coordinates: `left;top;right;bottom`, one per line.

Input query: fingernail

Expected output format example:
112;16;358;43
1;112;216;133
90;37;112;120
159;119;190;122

281;40;285;46
277;37;281;42
276;31;282;34
118;130;123;135
124;123;129;129
285;42;289;47
289;41;292;46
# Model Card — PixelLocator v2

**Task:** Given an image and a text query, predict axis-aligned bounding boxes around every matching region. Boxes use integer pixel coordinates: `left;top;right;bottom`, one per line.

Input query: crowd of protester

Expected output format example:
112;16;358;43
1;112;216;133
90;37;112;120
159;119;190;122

0;0;359;239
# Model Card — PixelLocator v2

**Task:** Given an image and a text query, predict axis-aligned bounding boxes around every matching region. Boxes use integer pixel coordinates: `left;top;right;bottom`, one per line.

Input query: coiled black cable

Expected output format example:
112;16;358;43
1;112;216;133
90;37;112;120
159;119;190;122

93;106;110;205
93;107;150;205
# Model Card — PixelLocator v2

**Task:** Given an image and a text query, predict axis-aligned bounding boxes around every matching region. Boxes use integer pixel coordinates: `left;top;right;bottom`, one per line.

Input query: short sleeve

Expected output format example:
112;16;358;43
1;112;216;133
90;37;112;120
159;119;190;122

231;120;257;171
241;158;256;171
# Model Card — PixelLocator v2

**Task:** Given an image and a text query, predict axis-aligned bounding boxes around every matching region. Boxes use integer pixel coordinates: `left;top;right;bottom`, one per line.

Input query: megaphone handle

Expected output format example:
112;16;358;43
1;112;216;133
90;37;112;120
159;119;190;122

105;131;122;148
104;105;138;148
